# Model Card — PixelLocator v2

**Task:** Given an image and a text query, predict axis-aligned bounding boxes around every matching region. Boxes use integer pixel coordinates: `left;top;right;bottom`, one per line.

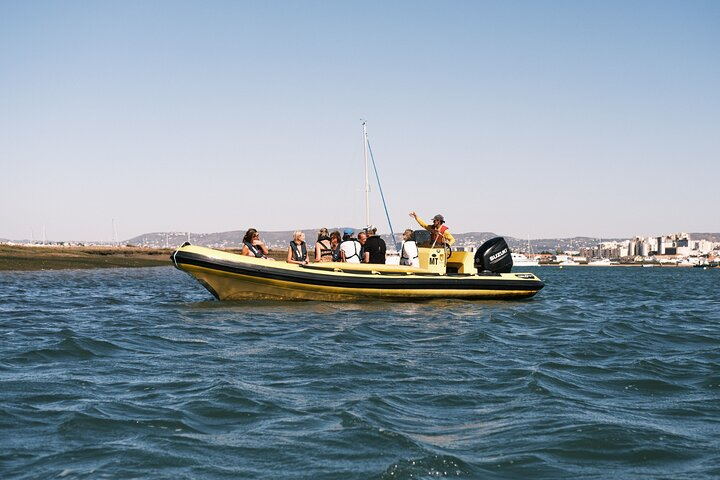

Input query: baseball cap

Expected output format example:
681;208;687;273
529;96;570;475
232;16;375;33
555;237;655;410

343;228;353;235
433;214;444;223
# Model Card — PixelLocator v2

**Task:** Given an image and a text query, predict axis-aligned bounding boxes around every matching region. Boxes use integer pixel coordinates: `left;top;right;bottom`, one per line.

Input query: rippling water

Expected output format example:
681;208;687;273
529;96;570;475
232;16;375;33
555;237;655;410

1;266;719;479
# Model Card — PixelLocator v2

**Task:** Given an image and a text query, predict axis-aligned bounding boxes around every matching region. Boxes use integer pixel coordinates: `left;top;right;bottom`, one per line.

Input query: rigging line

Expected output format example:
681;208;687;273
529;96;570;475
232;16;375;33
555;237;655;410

366;138;399;251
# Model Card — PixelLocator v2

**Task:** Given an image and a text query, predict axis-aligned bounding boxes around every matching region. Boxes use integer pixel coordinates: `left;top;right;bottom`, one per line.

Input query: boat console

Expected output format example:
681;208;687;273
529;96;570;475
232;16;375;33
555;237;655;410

413;231;513;275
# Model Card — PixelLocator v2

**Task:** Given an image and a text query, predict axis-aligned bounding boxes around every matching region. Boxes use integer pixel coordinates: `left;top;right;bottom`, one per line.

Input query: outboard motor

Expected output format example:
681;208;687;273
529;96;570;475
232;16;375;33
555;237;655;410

474;237;513;273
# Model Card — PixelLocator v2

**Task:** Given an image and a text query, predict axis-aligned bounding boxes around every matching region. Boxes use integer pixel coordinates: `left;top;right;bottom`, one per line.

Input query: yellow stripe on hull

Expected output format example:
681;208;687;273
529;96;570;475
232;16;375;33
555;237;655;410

181;263;538;301
173;245;544;302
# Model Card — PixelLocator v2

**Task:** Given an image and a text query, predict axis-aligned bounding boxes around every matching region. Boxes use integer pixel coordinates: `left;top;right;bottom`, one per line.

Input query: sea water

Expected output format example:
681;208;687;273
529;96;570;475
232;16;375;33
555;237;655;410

1;266;718;479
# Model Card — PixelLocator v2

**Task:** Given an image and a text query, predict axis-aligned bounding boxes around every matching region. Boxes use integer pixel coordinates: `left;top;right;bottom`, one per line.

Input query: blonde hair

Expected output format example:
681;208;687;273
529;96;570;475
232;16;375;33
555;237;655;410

317;227;329;241
293;230;305;242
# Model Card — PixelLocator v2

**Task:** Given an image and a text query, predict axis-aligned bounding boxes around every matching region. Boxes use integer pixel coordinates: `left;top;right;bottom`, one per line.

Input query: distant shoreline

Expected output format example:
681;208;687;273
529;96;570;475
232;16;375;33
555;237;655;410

0;244;291;271
2;244;712;271
0;244;173;271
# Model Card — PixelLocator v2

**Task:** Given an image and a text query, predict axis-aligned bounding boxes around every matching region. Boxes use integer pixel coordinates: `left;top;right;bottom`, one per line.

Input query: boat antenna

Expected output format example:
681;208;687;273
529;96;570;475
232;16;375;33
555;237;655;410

362;120;370;227
363;121;399;251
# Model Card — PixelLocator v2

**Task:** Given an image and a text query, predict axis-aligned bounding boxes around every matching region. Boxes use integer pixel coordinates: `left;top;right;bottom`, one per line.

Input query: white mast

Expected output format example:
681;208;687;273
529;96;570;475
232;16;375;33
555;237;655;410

363;120;370;227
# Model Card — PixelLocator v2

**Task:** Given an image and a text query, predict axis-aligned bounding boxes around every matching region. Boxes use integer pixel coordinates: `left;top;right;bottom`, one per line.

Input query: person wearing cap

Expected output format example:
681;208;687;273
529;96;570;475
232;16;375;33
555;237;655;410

339;228;362;263
409;212;455;246
363;225;387;264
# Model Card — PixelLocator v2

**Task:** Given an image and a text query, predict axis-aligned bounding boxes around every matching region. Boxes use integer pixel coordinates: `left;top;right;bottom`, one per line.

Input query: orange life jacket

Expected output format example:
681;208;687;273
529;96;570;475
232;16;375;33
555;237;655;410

431;225;448;245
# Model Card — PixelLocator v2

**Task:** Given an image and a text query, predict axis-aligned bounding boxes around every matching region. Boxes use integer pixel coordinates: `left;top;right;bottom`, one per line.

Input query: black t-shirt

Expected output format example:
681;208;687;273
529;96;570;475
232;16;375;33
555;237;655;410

364;235;387;264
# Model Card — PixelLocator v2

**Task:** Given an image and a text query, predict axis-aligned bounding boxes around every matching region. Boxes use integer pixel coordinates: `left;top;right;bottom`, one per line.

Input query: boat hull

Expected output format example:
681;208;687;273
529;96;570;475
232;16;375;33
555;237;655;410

172;245;544;301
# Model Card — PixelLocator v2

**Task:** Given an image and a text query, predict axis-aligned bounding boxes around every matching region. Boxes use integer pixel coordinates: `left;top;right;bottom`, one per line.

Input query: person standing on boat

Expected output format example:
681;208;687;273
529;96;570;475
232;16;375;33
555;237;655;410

409;212;455;246
363;225;387;264
315;228;333;263
339;228;362;263
400;229;419;267
241;228;269;259
287;231;309;265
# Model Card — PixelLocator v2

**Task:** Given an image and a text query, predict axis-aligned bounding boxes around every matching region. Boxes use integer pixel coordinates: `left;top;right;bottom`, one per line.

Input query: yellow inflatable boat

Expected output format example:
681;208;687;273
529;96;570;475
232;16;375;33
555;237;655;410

171;236;544;301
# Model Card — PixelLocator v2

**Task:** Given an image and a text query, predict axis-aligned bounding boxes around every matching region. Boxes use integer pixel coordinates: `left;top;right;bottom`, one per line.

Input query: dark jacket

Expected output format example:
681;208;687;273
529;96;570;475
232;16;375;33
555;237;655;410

364;235;387;264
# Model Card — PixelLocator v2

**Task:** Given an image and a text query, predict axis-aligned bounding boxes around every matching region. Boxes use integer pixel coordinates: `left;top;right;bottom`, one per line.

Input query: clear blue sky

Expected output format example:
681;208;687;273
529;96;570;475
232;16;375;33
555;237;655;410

1;1;718;242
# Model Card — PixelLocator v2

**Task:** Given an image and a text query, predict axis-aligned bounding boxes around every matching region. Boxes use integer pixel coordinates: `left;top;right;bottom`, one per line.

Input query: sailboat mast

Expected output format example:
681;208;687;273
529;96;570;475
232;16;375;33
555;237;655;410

363;121;370;226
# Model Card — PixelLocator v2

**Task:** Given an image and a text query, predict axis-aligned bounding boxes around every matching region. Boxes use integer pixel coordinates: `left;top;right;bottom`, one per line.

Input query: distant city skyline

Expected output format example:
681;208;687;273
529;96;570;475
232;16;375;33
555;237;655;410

1;1;718;242
4;227;717;249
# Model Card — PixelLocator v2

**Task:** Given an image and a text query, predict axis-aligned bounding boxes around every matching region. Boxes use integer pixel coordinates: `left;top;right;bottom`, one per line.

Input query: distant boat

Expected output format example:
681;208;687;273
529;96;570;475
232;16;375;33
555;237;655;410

511;236;540;267
693;261;718;268
588;258;612;266
558;258;580;266
511;252;540;267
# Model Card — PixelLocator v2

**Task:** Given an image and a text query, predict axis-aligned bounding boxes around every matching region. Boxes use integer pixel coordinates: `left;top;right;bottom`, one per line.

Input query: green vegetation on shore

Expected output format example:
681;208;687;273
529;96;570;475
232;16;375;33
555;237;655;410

0;245;174;271
0;244;288;271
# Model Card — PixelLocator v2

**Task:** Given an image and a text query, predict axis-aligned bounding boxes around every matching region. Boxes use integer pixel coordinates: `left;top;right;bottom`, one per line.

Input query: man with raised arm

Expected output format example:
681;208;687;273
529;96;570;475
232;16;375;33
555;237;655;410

409;212;455;246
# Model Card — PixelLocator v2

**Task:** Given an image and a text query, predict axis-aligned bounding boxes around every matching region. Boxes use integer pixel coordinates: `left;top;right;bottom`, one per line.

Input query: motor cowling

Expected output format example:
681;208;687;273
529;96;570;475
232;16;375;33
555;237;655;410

474;237;513;273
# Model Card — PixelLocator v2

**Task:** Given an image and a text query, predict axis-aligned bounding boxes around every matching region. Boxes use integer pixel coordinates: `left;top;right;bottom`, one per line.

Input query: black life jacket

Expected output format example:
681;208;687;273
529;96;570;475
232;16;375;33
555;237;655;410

290;241;308;262
244;241;265;258
365;235;386;264
317;238;333;261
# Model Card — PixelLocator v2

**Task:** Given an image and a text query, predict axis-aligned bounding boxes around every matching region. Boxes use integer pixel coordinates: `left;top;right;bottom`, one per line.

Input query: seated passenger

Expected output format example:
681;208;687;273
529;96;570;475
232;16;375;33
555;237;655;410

400;229;419;267
357;231;369;263
287;230;309;265
241;228;269;259
329;230;342;261
315;228;333;263
339;229;362;263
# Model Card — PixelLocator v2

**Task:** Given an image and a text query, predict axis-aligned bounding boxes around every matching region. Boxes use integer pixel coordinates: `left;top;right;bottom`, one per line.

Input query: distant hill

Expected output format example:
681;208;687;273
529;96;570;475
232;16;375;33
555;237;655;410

124;229;686;253
126;229;505;250
690;233;720;243
126;228;361;250
5;231;717;253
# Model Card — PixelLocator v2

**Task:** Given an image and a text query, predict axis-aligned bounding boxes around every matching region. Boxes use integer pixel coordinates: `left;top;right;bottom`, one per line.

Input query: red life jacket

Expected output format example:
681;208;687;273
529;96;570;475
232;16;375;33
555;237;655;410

431;225;448;245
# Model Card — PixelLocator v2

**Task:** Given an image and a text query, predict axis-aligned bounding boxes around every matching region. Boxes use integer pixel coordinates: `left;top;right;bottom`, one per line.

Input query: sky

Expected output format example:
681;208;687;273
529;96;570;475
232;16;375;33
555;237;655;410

1;1;718;242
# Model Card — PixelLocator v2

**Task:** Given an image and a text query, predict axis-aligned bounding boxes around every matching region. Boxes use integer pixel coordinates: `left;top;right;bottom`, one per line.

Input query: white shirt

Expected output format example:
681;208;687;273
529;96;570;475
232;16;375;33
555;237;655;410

400;240;419;267
339;240;362;263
